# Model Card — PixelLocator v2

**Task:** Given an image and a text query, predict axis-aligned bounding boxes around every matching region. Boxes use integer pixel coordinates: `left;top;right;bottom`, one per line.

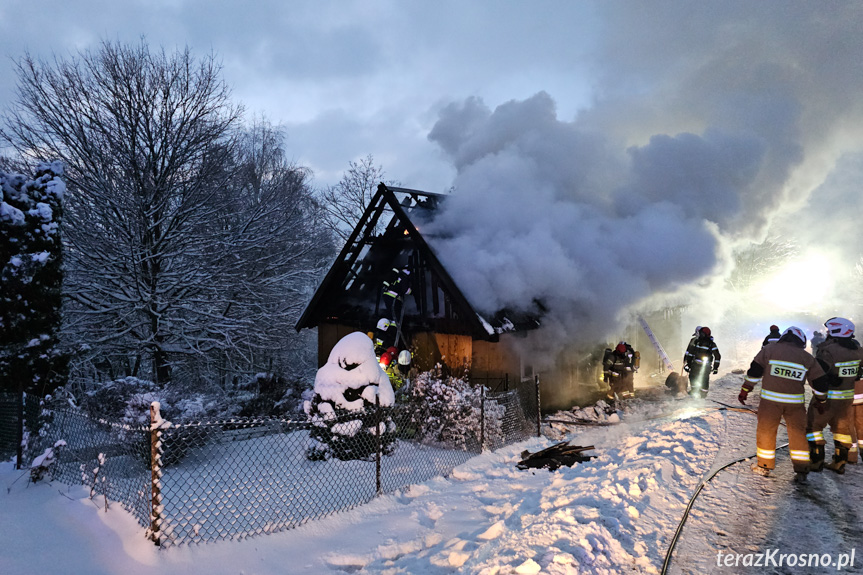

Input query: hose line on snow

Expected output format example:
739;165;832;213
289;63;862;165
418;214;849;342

660;403;788;575
544;397;786;575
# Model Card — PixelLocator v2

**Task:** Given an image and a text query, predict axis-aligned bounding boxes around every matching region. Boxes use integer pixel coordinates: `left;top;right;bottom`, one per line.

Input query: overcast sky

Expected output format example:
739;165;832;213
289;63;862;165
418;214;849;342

0;0;604;191
3;1;863;351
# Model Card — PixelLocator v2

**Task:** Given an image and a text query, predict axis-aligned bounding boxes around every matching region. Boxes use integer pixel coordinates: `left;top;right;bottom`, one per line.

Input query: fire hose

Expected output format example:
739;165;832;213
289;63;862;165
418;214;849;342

544;398;785;575
660;399;787;575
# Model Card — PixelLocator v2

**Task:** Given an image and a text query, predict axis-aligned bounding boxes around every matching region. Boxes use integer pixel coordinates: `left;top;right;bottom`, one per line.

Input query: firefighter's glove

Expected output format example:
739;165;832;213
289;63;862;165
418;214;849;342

814;398;828;415
603;373;609;383
737;389;748;405
712;368;719;375
683;364;690;372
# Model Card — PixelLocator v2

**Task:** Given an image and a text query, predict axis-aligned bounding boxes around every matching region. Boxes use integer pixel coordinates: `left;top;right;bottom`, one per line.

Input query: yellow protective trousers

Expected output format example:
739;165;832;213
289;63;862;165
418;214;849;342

756;398;810;473
806;397;854;450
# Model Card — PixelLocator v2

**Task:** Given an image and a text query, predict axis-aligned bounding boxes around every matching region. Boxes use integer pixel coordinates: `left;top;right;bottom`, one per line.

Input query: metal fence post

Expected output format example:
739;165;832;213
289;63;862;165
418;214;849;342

535;375;541;437
375;394;382;495
147;402;164;546
480;385;485;452
16;386;24;470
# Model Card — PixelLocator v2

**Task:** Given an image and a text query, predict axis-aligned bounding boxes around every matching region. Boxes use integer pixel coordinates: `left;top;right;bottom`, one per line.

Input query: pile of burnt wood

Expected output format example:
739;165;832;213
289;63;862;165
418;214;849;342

517;441;596;471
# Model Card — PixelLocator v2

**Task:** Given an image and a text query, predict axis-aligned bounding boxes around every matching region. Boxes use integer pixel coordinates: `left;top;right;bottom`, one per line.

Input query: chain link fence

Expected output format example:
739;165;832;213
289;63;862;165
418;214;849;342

38;379;540;547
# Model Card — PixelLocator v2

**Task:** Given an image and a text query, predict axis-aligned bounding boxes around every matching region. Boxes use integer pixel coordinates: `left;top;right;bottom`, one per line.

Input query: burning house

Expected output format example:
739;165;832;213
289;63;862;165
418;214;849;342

296;183;683;411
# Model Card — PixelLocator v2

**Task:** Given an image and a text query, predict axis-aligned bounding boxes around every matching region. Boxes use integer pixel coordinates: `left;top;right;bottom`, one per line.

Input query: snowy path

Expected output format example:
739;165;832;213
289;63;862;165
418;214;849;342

671;375;863;575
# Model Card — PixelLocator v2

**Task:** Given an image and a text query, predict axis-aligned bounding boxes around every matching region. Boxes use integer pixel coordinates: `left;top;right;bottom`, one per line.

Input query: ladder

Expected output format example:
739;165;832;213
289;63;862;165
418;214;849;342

638;316;676;373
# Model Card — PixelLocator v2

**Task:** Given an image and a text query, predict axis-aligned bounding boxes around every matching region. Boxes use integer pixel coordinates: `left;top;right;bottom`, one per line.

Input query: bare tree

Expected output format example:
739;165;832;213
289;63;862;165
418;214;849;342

188;118;333;385
1;40;242;385
318;154;396;242
726;237;796;294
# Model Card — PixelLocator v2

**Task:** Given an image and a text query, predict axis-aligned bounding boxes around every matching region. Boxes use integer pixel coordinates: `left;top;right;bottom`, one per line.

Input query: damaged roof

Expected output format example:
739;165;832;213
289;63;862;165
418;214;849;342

295;183;540;341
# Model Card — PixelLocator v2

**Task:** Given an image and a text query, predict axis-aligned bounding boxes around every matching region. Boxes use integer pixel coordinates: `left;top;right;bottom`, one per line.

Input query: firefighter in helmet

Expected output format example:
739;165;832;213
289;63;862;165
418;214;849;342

683;327;721;397
806;317;863;474
382;266;411;323
603;341;639;404
739;326;829;483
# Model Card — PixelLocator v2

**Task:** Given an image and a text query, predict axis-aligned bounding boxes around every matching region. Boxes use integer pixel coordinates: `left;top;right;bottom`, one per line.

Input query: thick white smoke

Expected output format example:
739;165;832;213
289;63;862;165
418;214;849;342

423;3;863;362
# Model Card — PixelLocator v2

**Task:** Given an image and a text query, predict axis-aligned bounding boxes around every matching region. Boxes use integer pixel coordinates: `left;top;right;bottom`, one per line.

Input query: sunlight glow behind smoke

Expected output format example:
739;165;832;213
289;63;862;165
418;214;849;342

755;252;835;313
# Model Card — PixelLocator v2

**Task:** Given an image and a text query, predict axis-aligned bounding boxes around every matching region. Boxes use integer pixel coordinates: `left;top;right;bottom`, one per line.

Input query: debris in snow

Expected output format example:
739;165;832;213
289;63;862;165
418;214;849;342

517;441;596;471
29;439;66;482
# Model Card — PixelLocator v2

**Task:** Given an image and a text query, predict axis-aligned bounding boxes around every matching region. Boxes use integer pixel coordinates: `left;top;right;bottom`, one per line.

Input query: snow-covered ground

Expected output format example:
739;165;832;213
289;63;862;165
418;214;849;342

2;374;861;575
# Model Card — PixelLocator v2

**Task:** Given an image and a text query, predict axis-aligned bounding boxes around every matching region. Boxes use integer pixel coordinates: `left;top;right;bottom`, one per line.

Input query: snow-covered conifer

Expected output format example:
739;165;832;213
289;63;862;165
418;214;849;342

304;332;396;461
0;162;68;397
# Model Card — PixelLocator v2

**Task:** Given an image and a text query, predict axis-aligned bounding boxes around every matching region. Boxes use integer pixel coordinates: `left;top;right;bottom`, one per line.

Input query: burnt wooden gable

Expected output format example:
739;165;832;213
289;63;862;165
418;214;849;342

296;184;502;340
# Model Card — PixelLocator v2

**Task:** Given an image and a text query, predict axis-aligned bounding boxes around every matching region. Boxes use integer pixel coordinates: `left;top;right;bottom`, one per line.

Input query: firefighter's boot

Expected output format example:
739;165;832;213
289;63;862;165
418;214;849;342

809;442;825;472
825;447;849;475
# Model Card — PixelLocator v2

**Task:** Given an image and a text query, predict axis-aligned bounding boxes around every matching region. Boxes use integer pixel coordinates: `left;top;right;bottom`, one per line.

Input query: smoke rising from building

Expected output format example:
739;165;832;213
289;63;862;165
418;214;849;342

422;3;863;361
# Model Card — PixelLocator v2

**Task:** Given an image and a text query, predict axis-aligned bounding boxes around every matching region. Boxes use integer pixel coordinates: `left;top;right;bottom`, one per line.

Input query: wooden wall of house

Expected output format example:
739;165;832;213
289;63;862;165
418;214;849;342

411;332;472;375
538;365;606;412
471;338;521;389
317;322;367;367
534;343;607;412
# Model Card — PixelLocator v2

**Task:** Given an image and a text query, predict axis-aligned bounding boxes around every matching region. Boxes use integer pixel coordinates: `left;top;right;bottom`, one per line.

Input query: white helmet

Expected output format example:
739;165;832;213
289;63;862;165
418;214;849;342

783;326;807;346
397;350;412;366
824;317;855;338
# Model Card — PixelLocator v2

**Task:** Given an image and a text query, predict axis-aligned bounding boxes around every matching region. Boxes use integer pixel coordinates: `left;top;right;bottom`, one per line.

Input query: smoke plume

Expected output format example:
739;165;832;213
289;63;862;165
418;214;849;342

423;3;863;363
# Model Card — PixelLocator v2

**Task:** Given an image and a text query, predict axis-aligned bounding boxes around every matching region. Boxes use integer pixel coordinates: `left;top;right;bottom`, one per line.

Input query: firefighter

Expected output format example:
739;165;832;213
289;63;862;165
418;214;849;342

378;346;404;388
373;317;398;355
853;378;863;463
683;327;721;397
382;266;411;322
739;326;829;483
806;317;863;474
619;341;640;399
603;342;638;404
810;330;826;352
762;324;781;347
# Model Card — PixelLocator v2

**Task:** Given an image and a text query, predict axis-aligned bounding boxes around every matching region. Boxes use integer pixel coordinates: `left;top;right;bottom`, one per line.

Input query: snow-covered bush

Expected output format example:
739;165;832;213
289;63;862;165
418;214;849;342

80;376;234;421
404;366;505;450
234;372;310;416
79;378;215;467
79;377;159;421
304;332;396;461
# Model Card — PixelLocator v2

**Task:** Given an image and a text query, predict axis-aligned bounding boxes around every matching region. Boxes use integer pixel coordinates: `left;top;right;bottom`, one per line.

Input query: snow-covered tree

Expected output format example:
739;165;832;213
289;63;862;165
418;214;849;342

304;332;396;461
725;237;796;293
188;118;333;387
1;42;331;392
0;162;68;396
1;40;242;386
